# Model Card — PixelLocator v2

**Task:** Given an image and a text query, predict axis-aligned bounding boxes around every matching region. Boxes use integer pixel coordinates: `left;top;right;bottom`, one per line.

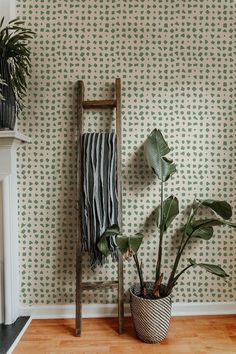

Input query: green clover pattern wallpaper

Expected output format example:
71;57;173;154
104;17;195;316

16;0;235;305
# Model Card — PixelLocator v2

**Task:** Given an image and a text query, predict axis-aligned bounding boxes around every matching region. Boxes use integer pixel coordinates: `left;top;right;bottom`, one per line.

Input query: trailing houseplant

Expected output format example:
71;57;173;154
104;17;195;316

98;129;236;343
0;77;6;101
0;17;35;130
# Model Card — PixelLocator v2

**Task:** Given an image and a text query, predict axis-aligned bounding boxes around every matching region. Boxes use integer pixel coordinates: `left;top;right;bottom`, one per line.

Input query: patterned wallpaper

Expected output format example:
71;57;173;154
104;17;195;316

16;0;235;305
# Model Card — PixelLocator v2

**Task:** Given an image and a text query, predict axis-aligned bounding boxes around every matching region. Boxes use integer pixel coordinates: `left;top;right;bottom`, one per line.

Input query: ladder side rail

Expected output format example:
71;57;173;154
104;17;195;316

115;78;124;334
75;80;84;336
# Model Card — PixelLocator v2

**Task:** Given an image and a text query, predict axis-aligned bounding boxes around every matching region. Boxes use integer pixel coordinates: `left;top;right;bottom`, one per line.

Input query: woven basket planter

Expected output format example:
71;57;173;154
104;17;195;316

130;282;172;343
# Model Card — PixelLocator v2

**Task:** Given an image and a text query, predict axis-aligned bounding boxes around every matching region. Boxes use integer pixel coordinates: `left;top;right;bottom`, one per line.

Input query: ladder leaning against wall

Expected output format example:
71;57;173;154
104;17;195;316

75;78;124;336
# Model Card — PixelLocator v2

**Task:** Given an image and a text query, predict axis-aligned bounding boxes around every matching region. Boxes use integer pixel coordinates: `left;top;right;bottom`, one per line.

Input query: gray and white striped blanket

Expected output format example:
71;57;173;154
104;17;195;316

81;132;118;269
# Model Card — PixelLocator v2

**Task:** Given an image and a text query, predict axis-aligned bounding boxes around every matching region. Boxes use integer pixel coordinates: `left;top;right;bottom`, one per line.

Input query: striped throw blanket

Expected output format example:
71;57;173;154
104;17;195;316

81;132;118;269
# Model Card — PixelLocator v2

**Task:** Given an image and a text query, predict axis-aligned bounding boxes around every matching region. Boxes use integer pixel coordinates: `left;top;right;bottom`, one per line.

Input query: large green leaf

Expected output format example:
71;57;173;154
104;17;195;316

156;195;179;231
115;236;129;254
191;226;213;240
191;219;236;229
97;237;109;256
186;218;236;240
97;225;121;256
128;233;143;253
97;226;143;258
188;259;229;278
116;233;143;256
146;129;176;182
201;199;232;220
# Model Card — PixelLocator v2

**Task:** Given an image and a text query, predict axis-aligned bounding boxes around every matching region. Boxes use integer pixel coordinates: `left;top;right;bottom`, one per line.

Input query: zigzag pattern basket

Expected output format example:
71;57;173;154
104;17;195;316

130;282;172;343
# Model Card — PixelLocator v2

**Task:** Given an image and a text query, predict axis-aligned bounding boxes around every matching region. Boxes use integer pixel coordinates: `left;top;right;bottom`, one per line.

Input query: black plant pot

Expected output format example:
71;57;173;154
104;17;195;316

0;59;16;130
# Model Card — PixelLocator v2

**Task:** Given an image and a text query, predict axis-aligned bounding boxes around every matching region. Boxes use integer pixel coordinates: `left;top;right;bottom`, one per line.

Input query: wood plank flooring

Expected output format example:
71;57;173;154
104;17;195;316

14;315;236;354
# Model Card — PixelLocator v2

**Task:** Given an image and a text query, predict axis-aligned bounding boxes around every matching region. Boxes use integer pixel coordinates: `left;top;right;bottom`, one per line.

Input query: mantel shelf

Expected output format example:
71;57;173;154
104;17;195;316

0;130;31;144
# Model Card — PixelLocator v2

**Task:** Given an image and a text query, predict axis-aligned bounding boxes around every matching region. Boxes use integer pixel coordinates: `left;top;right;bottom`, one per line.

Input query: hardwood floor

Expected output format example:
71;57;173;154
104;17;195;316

14;315;236;354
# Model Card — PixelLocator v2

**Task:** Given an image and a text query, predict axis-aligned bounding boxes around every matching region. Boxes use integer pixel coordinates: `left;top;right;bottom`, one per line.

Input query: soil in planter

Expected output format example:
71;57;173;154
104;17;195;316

132;283;169;300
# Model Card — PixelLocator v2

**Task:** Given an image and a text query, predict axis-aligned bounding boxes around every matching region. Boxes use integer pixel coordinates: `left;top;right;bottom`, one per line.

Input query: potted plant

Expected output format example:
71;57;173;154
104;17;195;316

0;17;34;130
98;129;236;343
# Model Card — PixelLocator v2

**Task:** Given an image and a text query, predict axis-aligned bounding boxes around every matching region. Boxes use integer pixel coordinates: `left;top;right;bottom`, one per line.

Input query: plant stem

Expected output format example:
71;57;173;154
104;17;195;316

155;181;164;282
173;264;193;282
133;253;145;294
167;201;202;289
166;264;193;294
167;232;193;289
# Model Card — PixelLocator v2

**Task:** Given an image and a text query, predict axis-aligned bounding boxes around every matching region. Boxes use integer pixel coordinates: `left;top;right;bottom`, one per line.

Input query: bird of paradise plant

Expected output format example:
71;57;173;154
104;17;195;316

98;129;236;299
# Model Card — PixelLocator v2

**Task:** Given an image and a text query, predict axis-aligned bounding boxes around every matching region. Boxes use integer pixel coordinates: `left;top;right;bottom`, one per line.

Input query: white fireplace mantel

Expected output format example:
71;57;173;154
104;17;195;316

0;130;30;324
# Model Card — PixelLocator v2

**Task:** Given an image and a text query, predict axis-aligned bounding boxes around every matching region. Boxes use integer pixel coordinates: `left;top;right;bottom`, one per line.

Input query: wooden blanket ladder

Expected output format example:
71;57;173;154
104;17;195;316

76;78;124;336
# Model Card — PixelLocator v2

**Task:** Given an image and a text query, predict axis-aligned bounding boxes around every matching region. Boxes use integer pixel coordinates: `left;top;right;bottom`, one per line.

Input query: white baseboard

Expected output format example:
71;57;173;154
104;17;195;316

172;301;236;316
19;304;126;319
19;301;236;320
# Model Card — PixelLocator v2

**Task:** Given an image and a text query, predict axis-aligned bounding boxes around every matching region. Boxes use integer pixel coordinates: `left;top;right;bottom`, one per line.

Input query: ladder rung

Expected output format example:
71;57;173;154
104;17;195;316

83;99;116;109
82;281;118;290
